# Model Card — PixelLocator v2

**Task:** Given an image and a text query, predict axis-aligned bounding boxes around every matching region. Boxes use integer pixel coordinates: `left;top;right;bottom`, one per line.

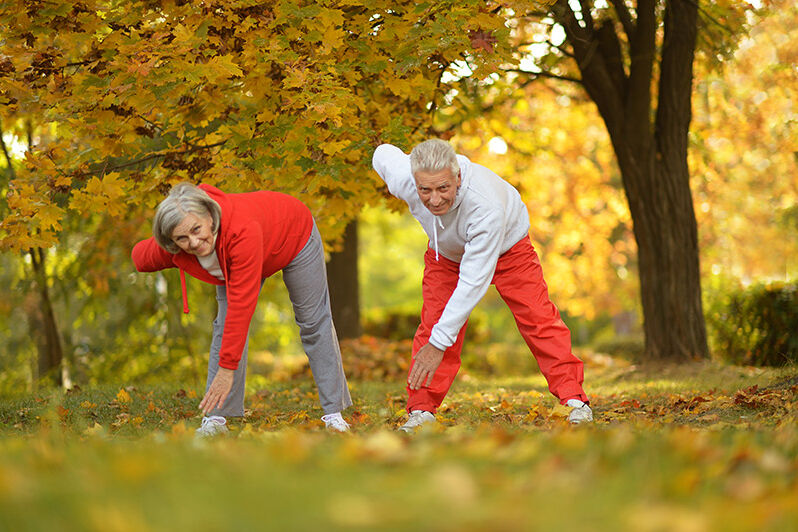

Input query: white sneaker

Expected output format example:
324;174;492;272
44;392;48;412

321;412;350;432
566;399;594;425
195;416;229;437
399;410;436;432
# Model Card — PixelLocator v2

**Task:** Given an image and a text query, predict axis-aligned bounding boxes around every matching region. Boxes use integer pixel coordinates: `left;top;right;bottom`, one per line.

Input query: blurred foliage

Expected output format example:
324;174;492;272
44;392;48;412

591;335;647;364
705;277;798;367
340;336;411;381
691;0;798;282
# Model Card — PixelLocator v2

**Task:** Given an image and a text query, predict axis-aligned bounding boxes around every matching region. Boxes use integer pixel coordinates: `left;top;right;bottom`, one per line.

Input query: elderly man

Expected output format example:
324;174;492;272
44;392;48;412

372;139;593;431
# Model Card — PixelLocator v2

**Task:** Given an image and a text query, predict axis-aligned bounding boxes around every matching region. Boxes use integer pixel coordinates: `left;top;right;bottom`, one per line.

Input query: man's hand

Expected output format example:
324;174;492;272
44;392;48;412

408;343;445;390
199;368;234;415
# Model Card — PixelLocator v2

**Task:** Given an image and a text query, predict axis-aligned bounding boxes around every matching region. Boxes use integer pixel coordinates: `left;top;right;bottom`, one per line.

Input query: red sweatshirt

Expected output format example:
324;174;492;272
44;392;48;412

131;184;314;370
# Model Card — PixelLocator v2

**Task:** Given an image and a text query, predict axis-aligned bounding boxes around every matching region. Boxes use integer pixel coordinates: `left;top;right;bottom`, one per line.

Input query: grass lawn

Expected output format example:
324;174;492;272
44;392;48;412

0;352;796;531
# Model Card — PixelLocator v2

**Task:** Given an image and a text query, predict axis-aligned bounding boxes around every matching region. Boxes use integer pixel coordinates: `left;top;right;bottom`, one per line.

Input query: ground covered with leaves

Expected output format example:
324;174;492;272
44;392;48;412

1;346;796;531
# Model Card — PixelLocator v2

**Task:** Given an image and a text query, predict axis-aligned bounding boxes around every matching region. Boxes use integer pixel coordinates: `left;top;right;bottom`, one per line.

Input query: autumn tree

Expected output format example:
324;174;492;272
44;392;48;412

0;0;519;382
445;1;755;361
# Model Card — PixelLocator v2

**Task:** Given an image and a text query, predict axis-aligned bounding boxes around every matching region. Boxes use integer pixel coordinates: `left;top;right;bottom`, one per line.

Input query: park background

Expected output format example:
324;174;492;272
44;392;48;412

0;0;796;530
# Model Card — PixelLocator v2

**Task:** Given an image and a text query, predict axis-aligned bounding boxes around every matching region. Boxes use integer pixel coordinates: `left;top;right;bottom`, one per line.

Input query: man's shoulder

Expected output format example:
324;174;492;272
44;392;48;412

372;143;408;165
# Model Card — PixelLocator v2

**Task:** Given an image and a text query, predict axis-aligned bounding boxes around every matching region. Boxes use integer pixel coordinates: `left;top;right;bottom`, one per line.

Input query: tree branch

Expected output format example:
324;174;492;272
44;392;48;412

516;10;558;20
551;0;593;55
431;74;540;135
578;0;595;33
552;0;626;139
504;68;583;84
610;0;635;41
0;119;18;181
72;140;228;178
685;0;737;34
626;0;656;119
517;39;576;59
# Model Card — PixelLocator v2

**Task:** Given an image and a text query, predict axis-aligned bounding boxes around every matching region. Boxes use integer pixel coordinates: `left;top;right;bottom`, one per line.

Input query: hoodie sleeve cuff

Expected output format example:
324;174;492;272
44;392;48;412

427;336;450;352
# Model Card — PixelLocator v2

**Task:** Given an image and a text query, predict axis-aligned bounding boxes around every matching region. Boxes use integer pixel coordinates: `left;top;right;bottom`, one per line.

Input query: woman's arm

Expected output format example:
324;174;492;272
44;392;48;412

131;237;175;272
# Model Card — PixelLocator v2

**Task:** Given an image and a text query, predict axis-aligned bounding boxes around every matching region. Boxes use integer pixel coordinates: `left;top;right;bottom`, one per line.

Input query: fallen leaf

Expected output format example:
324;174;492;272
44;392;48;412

116;389;131;403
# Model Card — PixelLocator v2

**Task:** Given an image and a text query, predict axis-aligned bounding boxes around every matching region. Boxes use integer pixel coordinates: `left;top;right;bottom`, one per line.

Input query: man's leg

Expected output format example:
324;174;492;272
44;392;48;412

493;237;588;404
407;248;469;414
206;285;248;417
282;223;352;415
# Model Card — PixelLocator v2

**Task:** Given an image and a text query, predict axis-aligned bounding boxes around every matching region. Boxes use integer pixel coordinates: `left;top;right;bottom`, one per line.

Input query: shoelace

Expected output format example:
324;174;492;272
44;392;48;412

200;416;224;429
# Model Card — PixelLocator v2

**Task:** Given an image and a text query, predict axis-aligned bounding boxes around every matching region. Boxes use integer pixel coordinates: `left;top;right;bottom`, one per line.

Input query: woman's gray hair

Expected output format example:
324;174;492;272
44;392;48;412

152;182;222;254
410;138;460;177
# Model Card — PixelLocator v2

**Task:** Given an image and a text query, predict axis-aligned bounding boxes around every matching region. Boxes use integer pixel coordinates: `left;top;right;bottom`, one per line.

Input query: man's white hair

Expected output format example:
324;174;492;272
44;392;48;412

410;139;460;177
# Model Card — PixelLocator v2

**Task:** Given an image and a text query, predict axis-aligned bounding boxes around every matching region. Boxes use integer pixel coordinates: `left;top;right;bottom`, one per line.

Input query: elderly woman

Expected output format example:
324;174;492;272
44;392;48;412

132;182;352;434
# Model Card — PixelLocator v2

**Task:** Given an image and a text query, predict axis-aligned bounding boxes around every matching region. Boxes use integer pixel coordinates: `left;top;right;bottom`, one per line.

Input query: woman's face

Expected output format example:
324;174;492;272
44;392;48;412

171;212;215;257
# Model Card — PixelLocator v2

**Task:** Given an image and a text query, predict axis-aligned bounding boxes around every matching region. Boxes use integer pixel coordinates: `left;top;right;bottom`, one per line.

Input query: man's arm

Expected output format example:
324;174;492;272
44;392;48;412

428;209;506;350
371;144;418;203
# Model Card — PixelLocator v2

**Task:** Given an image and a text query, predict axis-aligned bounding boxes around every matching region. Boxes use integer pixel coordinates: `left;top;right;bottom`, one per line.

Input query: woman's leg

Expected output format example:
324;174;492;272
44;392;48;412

206;284;248;417
282;224;352;415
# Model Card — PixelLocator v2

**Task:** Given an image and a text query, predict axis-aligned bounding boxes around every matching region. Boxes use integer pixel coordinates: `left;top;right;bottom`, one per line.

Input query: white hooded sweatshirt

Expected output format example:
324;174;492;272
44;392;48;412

372;143;531;350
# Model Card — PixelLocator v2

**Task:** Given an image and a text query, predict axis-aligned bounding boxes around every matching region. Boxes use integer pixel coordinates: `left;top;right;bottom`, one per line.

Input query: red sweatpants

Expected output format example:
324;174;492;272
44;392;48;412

407;235;588;413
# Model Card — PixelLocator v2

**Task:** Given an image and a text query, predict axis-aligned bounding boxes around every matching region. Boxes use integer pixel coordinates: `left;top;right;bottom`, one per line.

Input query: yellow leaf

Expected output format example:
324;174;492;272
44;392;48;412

549;403;572;419
524;405;541;422
322;139;350;156
207;54;243;78
288;410;309;423
116;389;132;403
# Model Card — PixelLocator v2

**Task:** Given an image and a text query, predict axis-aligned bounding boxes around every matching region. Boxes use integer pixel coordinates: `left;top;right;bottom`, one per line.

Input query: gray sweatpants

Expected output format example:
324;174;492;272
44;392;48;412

205;223;352;417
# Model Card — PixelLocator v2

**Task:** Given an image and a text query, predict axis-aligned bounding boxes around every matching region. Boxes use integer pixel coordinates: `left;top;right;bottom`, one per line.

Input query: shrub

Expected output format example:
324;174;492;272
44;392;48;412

705;280;798;366
592;335;646;363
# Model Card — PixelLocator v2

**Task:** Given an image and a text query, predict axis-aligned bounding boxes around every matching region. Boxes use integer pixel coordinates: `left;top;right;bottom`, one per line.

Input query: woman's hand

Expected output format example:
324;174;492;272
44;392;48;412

199;368;234;415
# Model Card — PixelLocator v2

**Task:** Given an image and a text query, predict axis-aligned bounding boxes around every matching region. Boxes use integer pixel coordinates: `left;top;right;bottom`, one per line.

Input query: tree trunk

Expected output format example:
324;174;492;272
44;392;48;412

645;0;707;359
554;0;708;361
29;248;64;386
326;220;361;339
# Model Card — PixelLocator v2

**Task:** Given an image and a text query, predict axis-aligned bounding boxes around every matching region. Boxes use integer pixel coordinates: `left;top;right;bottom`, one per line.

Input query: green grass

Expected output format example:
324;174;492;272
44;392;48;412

0;356;796;531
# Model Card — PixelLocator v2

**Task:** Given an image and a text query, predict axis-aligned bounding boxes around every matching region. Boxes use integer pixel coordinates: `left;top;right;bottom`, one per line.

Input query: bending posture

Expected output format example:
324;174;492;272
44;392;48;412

372;139;593;431
132;183;352;434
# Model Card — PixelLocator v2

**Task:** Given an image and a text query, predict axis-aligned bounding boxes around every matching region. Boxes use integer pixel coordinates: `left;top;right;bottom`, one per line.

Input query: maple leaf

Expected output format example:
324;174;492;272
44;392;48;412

468;30;497;53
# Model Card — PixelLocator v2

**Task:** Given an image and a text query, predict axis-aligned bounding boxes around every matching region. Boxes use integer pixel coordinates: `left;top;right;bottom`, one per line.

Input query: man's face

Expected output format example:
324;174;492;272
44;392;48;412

171;212;215;257
414;168;461;216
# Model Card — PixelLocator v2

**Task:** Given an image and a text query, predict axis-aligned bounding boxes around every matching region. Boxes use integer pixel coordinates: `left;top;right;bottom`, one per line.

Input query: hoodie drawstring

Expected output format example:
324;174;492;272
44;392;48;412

432;216;444;261
179;269;189;314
